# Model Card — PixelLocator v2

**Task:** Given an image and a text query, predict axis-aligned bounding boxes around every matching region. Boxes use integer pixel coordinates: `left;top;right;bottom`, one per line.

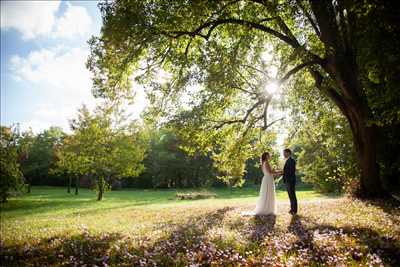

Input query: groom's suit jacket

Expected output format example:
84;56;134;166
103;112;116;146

283;157;296;184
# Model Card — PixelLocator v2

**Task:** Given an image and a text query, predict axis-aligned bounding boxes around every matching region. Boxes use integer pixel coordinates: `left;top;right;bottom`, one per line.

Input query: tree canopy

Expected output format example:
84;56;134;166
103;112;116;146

88;0;400;197
54;104;148;200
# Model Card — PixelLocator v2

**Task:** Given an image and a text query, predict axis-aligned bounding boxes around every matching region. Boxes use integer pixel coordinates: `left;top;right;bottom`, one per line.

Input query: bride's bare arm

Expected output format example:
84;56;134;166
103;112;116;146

264;161;273;173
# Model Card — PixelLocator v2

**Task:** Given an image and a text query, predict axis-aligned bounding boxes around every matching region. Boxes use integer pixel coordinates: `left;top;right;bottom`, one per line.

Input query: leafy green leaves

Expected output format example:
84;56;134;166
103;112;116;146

54;104;148;199
88;0;400;193
0;126;24;202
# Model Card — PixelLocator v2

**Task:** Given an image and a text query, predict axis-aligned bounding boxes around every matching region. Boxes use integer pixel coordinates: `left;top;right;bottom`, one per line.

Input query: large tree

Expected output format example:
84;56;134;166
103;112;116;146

62;104;147;200
88;0;400;197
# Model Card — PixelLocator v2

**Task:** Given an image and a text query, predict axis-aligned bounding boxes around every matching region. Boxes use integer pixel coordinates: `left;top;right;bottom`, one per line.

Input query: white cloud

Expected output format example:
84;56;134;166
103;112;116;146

53;3;92;39
3;1;146;132
10;46;93;100
10;45;148;132
21;104;76;133
0;1;61;40
1;1;92;40
9;45;96;132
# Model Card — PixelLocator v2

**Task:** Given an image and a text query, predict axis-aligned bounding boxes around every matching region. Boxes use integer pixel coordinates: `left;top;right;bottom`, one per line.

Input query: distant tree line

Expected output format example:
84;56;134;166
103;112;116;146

3;97;395;202
2;98;390;202
1;100;277;202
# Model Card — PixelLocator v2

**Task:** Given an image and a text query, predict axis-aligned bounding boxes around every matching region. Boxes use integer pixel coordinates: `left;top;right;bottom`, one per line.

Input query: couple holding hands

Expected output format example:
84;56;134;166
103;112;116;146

244;148;298;216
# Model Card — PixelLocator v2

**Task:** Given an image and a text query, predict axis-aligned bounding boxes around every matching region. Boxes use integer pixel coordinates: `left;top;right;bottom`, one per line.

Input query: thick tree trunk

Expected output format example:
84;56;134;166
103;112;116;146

322;64;385;196
308;0;387;198
327;59;385;196
346;108;383;196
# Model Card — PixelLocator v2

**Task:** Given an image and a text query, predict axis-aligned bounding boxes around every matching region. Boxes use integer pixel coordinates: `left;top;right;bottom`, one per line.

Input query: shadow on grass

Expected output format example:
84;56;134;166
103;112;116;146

249;214;276;242
2;206;398;266
363;198;400;225
135;206;249;265
0;232;124;266
288;215;400;266
0;207;235;266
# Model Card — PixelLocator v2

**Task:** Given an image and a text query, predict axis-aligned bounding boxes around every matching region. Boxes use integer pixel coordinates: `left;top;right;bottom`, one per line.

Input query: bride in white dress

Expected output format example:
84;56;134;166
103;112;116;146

243;152;277;216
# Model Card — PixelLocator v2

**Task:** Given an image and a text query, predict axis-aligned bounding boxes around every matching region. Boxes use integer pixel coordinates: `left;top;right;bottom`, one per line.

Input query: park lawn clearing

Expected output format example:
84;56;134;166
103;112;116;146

1;186;399;266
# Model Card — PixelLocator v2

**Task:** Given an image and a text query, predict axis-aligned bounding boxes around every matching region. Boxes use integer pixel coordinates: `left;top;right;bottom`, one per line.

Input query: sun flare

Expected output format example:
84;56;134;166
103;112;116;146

265;80;279;95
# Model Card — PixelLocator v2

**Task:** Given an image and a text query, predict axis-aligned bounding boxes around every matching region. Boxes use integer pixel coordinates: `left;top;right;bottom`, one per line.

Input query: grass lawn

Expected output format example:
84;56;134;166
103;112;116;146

1;186;399;266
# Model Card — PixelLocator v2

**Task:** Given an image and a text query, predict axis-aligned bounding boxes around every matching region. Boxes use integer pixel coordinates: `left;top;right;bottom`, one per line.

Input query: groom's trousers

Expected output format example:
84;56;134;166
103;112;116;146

285;181;298;213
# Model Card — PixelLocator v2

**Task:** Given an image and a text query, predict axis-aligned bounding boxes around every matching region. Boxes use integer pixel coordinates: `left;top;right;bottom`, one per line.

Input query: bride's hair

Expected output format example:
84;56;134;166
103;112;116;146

261;152;270;163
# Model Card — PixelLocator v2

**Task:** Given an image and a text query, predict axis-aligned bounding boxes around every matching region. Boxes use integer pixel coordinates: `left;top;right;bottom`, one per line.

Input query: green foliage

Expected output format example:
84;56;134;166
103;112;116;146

353;0;400;127
352;1;400;193
55;104;147;200
211;129;278;188
0;126;24;202
290;111;359;192
87;0;400;196
88;0;296;186
284;74;359;193
18;127;65;189
137;128;217;188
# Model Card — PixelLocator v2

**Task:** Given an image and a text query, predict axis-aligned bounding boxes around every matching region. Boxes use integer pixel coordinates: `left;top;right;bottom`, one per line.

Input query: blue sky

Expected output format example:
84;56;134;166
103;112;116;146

0;1;286;149
0;1;142;133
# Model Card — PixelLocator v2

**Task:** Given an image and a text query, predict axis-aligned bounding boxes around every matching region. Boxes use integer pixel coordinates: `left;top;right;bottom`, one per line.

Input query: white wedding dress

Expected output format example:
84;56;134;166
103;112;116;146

242;162;277;216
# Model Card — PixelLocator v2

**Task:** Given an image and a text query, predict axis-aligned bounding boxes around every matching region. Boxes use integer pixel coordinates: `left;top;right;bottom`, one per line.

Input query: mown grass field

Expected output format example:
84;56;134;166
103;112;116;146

1;186;399;266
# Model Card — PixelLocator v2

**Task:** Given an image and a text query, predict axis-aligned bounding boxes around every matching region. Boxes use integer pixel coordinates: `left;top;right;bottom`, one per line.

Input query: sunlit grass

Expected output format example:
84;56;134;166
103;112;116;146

1;185;328;244
1;186;398;266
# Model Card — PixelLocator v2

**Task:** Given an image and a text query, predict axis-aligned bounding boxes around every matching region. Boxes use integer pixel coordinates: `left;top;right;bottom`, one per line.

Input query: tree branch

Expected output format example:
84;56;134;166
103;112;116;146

243;99;265;123
279;60;321;83
240;64;269;75
160;18;299;48
213;119;244;129
231;84;258;97
262;117;285;130
309;0;340;50
184;38;193;61
233;68;260;93
212;98;265;129
307;67;353;120
295;0;321;37
263;99;269;129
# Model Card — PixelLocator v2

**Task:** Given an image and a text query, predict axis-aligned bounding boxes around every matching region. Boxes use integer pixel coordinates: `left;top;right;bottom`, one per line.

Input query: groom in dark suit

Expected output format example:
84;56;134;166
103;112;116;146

283;148;298;215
